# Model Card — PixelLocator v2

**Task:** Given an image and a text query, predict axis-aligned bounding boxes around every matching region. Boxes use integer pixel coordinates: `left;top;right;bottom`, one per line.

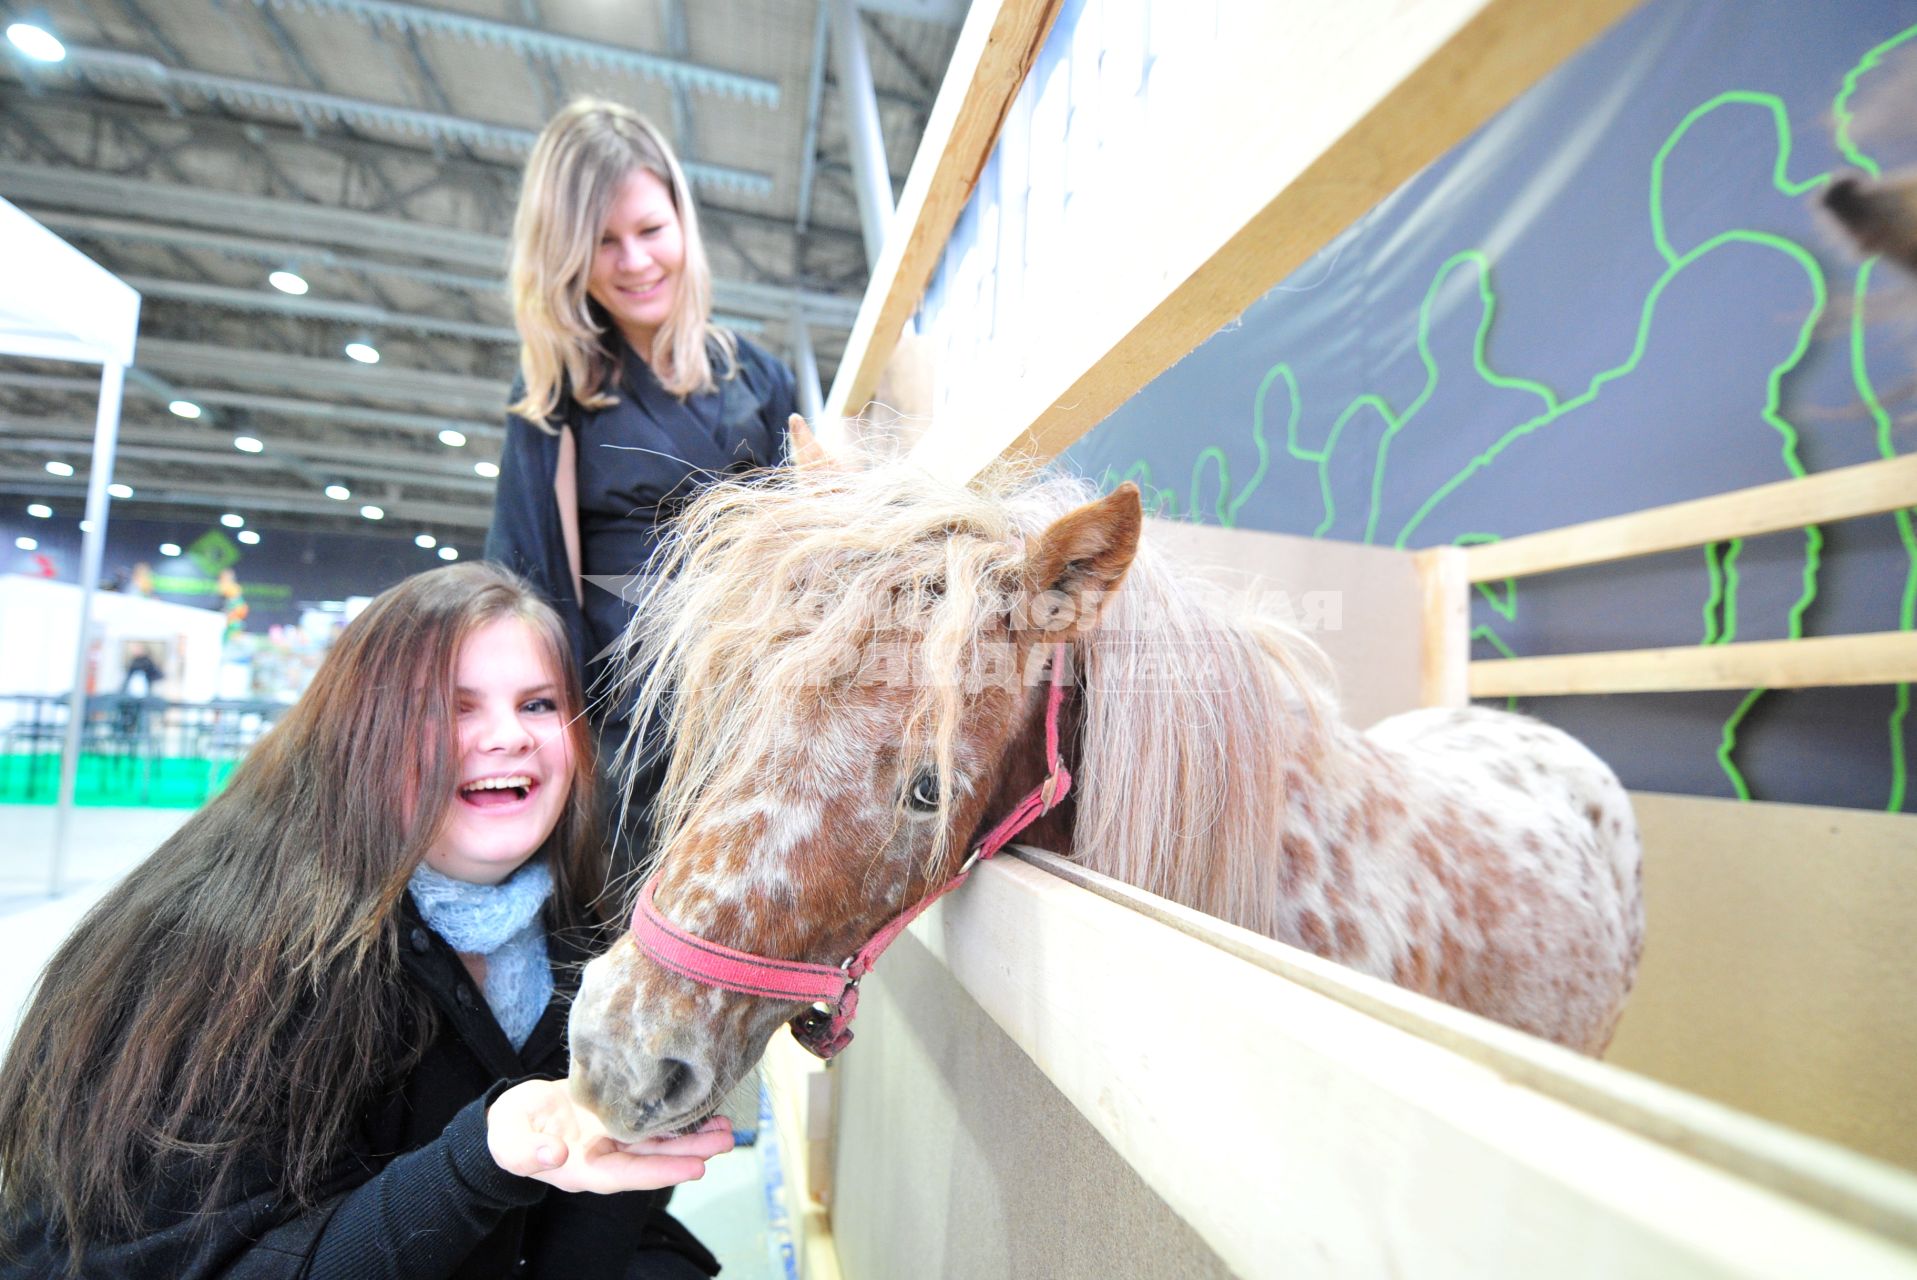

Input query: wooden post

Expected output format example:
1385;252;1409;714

1415;546;1469;708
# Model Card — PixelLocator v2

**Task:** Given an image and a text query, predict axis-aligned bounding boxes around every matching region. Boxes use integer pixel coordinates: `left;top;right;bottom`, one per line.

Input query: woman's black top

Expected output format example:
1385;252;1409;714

485;334;797;694
0;902;719;1280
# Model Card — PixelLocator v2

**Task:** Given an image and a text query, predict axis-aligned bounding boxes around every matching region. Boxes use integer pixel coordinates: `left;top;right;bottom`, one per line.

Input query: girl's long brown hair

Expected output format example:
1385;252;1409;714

0;563;605;1251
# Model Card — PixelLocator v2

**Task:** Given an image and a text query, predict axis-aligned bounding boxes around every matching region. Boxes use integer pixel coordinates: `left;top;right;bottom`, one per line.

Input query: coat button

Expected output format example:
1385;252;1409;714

409;928;430;955
456;984;478;1011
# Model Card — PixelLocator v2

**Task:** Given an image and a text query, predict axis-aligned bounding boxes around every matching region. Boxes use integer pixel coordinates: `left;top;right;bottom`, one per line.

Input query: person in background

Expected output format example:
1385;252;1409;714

485;98;799;873
117;641;164;738
0;564;732;1279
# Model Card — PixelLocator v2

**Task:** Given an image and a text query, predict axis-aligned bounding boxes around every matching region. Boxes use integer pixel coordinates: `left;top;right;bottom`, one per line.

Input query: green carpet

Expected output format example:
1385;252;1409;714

0;754;238;808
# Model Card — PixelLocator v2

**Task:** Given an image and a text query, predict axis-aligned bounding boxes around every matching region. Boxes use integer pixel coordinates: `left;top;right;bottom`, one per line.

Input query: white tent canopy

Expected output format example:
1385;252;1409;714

1;195;141;893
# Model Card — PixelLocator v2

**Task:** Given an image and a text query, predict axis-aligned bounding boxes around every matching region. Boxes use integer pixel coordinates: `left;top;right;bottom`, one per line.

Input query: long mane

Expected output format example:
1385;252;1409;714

617;460;1337;927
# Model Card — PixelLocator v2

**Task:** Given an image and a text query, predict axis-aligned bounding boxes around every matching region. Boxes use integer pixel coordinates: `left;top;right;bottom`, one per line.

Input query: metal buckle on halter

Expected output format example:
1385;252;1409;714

1040;768;1064;812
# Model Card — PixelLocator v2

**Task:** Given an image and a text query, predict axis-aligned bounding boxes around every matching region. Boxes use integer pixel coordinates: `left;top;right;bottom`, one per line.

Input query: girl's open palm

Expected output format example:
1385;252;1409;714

487;1078;735;1193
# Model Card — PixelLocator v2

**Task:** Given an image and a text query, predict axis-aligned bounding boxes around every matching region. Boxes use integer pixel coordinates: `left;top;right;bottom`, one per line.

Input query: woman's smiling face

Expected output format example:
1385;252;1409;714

587;167;685;353
424;616;575;884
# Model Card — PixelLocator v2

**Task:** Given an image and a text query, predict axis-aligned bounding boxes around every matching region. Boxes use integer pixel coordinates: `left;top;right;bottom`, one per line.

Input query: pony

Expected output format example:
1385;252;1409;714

566;459;1644;1140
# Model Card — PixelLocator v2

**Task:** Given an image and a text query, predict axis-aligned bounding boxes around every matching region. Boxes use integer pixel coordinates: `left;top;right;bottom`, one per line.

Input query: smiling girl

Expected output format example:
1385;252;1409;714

487;99;799;868
0;564;730;1280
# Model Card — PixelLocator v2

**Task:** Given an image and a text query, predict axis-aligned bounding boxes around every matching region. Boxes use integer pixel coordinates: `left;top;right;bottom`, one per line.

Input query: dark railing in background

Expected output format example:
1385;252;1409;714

0;693;289;807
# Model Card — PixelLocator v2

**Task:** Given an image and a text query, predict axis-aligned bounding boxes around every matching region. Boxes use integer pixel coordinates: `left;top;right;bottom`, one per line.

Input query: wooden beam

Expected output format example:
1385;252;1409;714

761;1027;843;1280
1463;454;1917;583
906;853;1917;1275
1020;845;1917;1244
909;0;1640;481
1469;631;1917;698
822;0;1063;424
1415;546;1470;707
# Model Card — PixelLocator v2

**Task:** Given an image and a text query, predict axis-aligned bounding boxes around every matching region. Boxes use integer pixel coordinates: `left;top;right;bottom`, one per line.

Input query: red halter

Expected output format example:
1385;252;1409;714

628;643;1074;1059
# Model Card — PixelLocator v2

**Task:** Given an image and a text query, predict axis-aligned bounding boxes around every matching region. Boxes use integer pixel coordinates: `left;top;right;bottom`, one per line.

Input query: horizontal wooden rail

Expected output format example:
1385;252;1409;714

823;0;1062;423
1469;631;1917;698
905;852;1917;1276
1463;454;1917;584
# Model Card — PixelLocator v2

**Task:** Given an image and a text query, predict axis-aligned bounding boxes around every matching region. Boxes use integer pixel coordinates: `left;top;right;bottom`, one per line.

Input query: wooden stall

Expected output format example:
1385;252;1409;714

761;0;1917;1276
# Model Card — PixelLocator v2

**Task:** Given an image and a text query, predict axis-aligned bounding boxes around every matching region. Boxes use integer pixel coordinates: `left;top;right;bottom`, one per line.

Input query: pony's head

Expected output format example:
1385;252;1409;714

568;463;1142;1138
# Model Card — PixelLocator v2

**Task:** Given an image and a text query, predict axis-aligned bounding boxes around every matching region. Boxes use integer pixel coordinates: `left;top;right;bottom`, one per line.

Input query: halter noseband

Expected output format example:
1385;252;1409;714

628;643;1074;1059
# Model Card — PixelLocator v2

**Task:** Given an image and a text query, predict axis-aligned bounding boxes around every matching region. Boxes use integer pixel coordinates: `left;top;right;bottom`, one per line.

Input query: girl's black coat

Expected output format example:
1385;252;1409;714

1;901;719;1280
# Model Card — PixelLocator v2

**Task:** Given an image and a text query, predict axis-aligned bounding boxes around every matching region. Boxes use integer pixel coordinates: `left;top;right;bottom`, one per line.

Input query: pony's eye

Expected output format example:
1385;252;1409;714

905;770;940;813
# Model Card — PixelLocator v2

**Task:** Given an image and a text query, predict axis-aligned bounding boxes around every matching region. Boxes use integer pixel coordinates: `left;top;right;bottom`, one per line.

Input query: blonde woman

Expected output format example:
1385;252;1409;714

487;98;797;707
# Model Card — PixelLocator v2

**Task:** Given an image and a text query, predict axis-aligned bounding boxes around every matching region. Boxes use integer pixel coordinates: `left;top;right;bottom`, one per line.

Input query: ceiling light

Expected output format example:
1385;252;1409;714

237;529;261;545
438;546;458;561
414;533;437;549
168;400;202;419
474;461;499;478
45;460;73;477
15;536;38;551
220;513;244;528
344;341;380;364
159;542;181;557
234;436;264;453
5;23;65;62
107;483;133;499
268;269;309;296
324;483;351;501
79;520;95;533
360;505;384;520
438;429;467;447
26;503;51;518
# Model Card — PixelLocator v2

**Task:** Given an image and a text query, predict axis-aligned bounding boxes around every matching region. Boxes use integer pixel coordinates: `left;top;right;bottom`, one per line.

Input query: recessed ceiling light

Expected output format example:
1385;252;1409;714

344;342;380;364
237;529;261;545
438;546;458;561
324;483;351;501
159;542;182;557
168;400;202;419
79;520;94;533
107;483;133;498
45;460;74;477
414;533;437;548
438;429;467;447
268;269;309;296
15;536;38;551
221;513;244;528
474;461;499;478
360;505;385;520
234;436;264;453
5;23;65;62
26;503;51;519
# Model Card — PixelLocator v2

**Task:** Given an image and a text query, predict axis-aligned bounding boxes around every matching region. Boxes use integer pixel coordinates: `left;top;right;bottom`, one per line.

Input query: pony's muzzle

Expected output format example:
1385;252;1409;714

568;1035;713;1140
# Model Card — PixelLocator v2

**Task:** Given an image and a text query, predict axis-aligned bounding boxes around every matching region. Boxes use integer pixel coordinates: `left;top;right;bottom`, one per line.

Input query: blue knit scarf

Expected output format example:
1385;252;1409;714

407;859;554;1050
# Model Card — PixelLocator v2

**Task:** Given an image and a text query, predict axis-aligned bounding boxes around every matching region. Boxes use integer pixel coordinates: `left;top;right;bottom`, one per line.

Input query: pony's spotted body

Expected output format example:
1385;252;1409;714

568;464;1643;1139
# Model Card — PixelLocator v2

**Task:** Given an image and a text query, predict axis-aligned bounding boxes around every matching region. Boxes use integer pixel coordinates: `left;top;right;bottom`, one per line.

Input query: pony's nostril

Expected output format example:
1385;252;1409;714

656;1057;695;1105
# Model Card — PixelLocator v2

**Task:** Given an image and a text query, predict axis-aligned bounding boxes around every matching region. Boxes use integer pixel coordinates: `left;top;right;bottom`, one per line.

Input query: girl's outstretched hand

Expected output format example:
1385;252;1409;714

487;1078;735;1194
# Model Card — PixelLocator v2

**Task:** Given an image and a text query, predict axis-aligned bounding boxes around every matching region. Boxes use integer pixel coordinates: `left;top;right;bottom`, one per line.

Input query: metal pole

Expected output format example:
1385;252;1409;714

796;1;831;236
49;360;126;896
790;311;824;420
829;0;893;270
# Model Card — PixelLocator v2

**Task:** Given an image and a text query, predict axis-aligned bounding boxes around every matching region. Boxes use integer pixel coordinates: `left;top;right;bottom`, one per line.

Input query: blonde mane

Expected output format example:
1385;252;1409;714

615;460;1337;927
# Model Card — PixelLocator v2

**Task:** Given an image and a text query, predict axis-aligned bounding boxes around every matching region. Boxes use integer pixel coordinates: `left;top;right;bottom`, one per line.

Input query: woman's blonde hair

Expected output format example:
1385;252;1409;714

509;98;736;426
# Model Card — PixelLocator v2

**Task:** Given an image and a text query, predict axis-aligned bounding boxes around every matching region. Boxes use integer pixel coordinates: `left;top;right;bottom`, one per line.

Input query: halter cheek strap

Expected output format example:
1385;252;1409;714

628;642;1075;1059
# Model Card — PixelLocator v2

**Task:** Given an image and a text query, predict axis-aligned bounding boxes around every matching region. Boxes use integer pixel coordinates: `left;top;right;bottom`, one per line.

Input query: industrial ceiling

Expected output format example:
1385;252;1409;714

0;0;963;548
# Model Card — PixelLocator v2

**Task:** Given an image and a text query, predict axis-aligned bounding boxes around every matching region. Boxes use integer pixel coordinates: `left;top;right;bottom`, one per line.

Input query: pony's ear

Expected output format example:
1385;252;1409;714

786;413;835;469
1019;482;1143;640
